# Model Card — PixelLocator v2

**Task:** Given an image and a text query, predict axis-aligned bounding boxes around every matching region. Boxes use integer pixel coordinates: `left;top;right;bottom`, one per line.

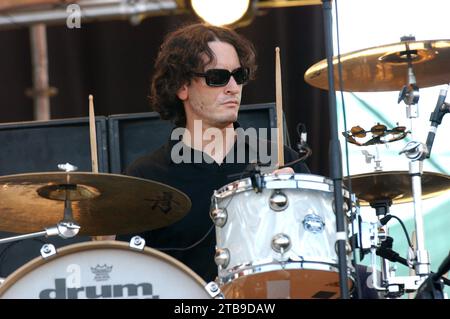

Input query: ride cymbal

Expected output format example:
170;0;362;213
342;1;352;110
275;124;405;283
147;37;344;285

0;172;191;236
305;39;450;92
344;171;450;205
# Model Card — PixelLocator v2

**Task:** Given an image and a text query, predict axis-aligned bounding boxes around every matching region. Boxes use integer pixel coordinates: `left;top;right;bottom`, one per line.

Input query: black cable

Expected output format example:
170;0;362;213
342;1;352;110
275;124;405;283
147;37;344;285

157;161;254;252
280;149;311;169
157;224;215;252
389;215;413;248
376;246;409;268
379;215;413;248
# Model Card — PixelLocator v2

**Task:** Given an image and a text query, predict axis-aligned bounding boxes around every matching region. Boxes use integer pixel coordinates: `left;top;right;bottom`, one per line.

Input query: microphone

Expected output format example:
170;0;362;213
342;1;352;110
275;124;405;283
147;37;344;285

425;85;450;158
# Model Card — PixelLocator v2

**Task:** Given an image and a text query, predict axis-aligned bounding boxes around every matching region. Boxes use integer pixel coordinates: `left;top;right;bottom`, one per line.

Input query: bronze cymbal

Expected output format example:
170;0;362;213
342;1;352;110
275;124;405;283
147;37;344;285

0;172;191;236
304;39;450;92
344;171;450;205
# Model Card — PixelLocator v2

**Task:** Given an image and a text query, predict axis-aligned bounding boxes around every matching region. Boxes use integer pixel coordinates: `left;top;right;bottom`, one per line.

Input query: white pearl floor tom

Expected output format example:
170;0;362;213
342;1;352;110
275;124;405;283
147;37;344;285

211;173;354;299
0;241;210;299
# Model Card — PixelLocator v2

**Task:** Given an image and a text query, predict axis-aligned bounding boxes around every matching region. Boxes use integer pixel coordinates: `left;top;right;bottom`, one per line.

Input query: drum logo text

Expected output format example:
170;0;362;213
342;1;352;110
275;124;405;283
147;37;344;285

39;279;159;299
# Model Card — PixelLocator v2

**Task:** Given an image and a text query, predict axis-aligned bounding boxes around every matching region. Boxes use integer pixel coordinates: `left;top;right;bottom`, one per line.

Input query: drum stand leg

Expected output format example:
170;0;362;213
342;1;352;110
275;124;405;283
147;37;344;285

396;51;430;278
401;153;430;277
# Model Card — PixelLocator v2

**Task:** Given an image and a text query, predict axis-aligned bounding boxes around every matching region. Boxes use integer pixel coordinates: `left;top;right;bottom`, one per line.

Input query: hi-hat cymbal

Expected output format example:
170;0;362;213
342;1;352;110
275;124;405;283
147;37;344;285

344;171;450;205
0;172;191;236
305;39;450;92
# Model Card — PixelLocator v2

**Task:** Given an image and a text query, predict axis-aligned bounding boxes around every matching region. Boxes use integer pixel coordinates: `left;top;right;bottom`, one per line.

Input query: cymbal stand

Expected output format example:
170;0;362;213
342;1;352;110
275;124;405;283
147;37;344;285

0;197;80;245
382;36;432;295
399;142;430;272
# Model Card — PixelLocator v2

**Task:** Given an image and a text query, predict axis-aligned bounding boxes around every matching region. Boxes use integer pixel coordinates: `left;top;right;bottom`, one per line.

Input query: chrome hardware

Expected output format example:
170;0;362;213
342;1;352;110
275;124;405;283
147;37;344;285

210;208;228;227
269;190;288;211
271;233;291;254
129;235;146;250
214;248;230;268
40;243;57;258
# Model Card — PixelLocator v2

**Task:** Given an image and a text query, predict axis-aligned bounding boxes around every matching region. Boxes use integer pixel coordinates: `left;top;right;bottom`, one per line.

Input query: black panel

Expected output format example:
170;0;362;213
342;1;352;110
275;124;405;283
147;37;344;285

0;117;109;175
107;103;277;174
108;112;174;174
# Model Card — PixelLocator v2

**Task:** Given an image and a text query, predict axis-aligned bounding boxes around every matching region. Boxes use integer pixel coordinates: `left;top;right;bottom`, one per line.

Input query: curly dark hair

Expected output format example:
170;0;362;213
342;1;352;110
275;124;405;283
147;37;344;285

150;23;257;127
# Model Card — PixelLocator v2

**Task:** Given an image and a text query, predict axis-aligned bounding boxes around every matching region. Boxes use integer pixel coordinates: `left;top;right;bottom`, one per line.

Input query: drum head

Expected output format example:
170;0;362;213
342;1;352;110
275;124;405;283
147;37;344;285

0;241;209;299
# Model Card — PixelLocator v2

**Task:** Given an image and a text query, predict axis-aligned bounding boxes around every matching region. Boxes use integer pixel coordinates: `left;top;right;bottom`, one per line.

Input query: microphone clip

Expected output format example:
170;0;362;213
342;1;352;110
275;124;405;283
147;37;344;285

430;101;450;125
227;161;266;193
296;122;312;160
248;162;263;193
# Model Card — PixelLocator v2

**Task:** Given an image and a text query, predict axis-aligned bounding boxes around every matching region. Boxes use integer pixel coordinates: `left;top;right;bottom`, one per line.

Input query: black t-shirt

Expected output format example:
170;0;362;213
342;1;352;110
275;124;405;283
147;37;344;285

117;128;309;282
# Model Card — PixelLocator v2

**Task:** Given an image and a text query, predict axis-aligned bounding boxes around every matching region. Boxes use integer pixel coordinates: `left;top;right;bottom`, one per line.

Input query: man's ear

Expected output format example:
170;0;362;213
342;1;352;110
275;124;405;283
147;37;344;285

176;84;188;101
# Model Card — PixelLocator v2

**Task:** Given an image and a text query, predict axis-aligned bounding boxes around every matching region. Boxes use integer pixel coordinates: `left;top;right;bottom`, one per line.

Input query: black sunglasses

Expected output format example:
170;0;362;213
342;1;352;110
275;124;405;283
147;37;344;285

193;67;249;87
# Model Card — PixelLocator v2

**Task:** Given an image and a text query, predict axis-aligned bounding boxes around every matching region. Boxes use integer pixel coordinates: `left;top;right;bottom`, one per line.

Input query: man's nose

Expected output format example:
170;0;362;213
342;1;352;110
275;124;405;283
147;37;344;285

225;76;241;94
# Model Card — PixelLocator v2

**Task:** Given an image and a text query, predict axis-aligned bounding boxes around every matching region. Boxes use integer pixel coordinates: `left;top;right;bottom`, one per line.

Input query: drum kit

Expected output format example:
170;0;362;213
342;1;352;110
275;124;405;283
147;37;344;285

0;38;449;299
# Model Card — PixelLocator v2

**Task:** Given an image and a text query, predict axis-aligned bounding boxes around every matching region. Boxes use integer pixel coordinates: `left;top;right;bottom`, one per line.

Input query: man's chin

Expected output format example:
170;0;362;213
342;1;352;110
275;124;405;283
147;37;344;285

225;114;239;125
213;116;238;128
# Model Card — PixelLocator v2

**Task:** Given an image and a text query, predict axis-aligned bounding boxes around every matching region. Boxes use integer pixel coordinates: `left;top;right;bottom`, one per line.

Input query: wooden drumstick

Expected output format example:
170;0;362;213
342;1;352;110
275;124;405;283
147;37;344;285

275;47;285;167
89;94;99;174
89;95;115;241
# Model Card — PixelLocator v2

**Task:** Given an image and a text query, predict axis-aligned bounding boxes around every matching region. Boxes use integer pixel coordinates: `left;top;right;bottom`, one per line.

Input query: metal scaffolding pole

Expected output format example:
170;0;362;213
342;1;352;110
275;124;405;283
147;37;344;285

28;23;54;120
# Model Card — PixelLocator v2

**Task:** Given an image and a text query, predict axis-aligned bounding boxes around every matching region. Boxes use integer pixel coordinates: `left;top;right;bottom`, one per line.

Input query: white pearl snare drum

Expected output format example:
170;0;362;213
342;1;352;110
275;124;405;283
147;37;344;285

211;173;354;299
0;240;210;299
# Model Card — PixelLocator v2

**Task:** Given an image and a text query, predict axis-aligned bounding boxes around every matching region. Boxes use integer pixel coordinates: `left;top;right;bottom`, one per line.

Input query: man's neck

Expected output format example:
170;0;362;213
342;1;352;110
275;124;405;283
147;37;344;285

183;120;236;165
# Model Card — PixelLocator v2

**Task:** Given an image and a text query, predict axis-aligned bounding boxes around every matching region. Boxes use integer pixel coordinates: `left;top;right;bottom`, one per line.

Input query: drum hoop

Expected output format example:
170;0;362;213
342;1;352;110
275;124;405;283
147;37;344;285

0;240;206;296
214;173;351;199
219;260;354;285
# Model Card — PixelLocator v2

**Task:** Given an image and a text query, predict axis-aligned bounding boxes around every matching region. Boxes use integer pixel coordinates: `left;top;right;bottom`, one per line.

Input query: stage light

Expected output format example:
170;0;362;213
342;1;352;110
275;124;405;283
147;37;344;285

190;0;252;27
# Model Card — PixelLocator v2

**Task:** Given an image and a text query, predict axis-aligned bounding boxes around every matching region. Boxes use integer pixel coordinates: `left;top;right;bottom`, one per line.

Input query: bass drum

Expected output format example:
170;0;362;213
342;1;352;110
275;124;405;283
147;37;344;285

0;240;210;299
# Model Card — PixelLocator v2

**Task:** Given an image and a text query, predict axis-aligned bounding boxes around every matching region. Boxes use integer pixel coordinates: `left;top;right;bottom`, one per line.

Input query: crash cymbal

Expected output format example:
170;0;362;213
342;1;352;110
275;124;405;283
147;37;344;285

344;171;450;205
304;39;450;92
0;172;191;235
